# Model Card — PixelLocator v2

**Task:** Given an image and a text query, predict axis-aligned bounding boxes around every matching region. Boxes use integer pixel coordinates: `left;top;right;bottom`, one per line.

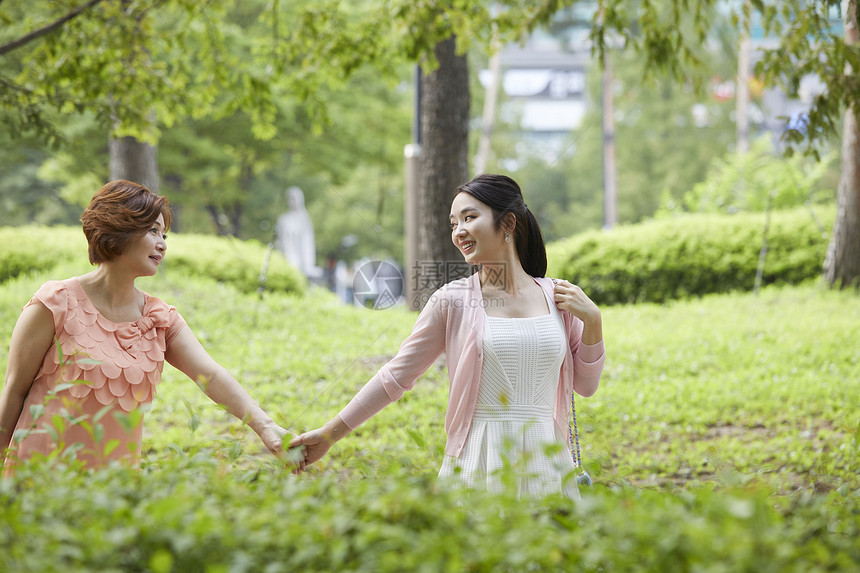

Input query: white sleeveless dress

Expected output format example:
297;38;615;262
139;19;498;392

438;300;580;499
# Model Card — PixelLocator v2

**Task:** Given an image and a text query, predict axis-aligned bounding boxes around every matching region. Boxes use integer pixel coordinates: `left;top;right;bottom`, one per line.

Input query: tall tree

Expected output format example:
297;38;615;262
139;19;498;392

109;136;159;192
258;0;556;306
824;0;860;287
415;36;471;305
107;1;158;191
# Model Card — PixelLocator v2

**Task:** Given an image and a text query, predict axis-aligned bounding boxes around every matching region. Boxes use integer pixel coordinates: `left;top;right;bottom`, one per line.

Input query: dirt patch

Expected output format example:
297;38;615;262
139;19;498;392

607;421;852;493
701;422;774;440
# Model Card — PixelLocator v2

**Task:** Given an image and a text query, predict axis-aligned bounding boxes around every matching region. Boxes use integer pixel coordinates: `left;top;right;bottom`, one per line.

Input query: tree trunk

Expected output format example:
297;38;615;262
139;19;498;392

474;28;501;175
108;3;159;196
823;1;860;288
162;173;183;232
824;107;860;287
229;201;243;237
109;135;159;193
205;204;231;236
413;35;470;308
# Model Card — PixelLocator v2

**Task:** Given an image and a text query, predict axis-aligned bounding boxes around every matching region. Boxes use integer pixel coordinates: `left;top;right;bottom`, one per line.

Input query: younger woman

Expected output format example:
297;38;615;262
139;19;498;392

291;174;604;498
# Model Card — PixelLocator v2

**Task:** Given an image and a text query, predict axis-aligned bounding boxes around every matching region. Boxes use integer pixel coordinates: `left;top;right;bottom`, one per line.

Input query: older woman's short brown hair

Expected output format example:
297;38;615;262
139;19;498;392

81;180;172;264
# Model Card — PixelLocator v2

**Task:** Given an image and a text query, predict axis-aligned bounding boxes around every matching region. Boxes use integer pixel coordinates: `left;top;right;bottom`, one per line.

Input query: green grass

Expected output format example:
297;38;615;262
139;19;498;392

592;285;859;494
1;265;857;493
1;246;858;571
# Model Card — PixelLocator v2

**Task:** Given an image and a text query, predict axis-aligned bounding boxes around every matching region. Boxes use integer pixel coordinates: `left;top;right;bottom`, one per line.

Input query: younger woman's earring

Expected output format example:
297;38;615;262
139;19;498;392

505;233;511;243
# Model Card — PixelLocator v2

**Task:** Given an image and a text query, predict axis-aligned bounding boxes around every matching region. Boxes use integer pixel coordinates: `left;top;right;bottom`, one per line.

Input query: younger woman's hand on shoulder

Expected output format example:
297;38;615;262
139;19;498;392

552;279;601;324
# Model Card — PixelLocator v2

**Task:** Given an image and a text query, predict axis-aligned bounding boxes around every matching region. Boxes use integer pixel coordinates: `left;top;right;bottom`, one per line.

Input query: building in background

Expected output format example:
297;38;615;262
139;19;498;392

480;2;843;162
479;21;593;167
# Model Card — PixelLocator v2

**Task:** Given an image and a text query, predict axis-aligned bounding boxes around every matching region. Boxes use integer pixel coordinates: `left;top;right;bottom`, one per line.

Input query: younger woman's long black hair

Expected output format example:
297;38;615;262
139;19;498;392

455;174;547;278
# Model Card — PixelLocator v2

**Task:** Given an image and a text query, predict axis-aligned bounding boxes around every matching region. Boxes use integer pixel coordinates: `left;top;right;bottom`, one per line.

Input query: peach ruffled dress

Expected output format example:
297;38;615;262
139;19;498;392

4;278;185;470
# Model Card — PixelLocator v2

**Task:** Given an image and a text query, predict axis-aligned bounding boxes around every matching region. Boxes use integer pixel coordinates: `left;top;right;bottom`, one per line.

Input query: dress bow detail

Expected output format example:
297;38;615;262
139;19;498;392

115;303;171;355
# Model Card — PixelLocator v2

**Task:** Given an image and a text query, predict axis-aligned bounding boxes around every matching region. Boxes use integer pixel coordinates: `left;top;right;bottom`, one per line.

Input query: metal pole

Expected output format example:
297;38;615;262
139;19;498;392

404;65;422;310
602;47;617;229
737;0;751;154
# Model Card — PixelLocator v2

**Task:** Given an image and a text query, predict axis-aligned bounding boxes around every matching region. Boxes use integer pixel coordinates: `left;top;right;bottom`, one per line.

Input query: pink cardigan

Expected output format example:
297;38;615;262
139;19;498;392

339;273;605;457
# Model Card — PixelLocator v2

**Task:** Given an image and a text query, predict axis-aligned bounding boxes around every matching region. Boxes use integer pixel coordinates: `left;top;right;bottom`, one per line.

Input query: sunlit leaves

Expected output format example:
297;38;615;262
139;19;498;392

592;0;857;155
0;0;612;147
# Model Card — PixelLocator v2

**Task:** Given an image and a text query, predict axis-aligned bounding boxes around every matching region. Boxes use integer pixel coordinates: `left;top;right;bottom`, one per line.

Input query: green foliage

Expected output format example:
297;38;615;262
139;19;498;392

658;138;837;216
0;64;412;253
491;28;742;237
0;127;82;227
0;225;306;295
593;0;853;155
0;2;415;254
0;226;84;283
1;220;858;571
156;234;306;296
1;0;325;143
547;207;834;305
596;0;714;80
0;0;573;147
155;62;412;246
0;458;858;572
751;1;851;156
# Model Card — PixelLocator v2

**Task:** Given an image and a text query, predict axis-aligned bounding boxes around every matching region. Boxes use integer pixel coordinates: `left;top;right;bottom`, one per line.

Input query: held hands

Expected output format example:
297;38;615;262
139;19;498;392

288;428;333;473
256;422;292;457
287;415;351;473
255;423;309;471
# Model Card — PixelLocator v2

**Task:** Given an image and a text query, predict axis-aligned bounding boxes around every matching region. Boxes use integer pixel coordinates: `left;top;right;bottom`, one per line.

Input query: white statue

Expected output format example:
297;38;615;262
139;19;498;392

275;186;320;279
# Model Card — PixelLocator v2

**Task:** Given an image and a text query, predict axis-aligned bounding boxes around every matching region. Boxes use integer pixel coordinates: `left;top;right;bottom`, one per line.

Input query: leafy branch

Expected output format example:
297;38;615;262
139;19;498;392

0;0;105;56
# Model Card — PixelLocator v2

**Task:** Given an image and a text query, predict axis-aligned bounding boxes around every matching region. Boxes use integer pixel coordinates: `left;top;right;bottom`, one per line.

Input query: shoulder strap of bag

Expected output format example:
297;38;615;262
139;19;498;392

553;277;594;488
569;392;593;487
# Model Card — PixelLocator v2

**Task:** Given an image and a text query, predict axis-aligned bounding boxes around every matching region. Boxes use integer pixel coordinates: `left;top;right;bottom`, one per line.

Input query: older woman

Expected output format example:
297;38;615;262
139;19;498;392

0;180;286;471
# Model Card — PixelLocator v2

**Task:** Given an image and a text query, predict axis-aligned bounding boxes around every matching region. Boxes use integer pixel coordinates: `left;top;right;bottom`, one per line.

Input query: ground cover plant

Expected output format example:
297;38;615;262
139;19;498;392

0;229;857;571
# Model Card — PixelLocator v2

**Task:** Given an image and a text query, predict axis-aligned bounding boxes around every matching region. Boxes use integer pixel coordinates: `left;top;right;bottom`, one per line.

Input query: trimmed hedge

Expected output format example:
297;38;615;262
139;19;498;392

0;226;82;283
0;456;857;573
156;233;306;295
0;225;306;295
546;207;834;305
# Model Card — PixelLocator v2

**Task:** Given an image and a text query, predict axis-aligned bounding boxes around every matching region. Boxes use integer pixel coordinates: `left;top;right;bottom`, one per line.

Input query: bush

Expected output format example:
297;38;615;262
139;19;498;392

0;226;83;283
546;207;833;305
0;456;857;573
657;137;836;216
0;225;306;295
157;234;306;295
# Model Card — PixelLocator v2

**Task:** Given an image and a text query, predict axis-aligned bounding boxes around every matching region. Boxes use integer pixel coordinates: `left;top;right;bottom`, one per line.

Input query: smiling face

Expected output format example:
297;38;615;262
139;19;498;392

114;214;167;277
450;192;509;265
